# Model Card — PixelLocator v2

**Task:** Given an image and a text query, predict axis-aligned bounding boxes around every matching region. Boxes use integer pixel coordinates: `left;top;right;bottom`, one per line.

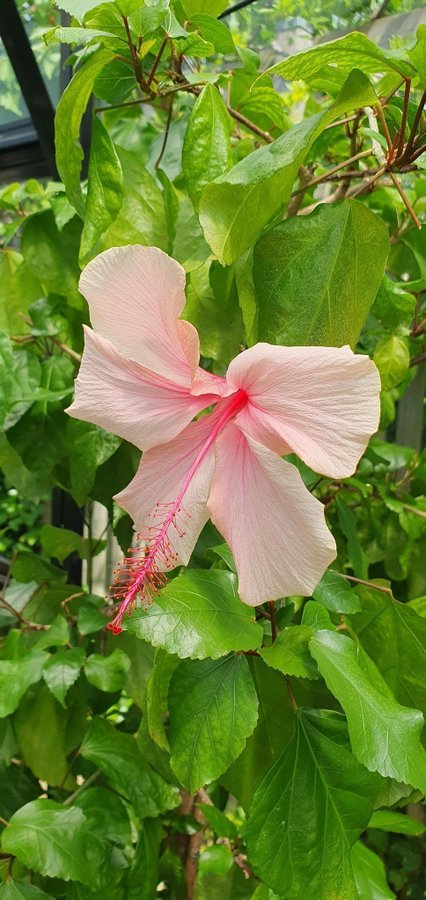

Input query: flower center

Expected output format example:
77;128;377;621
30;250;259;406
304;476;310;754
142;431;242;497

107;388;248;633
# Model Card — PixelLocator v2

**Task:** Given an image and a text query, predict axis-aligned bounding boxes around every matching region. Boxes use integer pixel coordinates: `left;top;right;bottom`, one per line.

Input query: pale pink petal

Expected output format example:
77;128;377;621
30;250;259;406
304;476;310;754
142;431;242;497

191;367;233;398
226;343;380;478
79;245;199;385
207;424;336;606
66;327;218;451
115;413;217;567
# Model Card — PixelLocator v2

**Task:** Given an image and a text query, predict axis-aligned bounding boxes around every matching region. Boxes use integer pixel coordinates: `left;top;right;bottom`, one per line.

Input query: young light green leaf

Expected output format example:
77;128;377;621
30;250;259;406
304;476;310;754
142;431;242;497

80;717;180;817
409;25;426;85
0;333;41;431
42;648;85;707
55;48;114;217
101;147;167;250
80;117;124;264
264;30;414;82
54;0;114;22
84;649;130;692
373;335;410;389
1;799;103;885
260;625;319;679
44;26;121;46
312;569;361;613
199;69;380;265
182;84;232;210
169;654;258;792
253;200;389;348
350;841;396;900
0;250;42;335
368;809;425;835
0;651;47;717
352;585;426;717
0;883;53;899
181;0;228;16
245;709;380;899
309;630;426;791
125;569;263;659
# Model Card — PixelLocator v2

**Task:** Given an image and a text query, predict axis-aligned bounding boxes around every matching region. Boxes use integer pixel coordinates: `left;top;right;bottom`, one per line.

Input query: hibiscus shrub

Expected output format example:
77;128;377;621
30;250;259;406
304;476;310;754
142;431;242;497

1;2;426;898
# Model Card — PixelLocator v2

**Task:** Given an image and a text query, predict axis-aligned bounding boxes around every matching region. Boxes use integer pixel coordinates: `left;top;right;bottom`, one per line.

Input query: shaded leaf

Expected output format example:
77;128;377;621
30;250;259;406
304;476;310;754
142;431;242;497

0;651;46;718
42;648;85;707
85;649;130;693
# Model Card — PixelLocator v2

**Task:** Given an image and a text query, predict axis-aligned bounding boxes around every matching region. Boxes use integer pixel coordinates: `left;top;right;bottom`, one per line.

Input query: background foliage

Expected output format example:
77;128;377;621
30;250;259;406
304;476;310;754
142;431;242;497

0;0;426;897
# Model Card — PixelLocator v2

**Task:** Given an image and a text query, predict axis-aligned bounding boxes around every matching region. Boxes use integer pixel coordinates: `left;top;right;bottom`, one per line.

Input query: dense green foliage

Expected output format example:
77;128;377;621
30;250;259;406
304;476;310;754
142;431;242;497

0;0;426;897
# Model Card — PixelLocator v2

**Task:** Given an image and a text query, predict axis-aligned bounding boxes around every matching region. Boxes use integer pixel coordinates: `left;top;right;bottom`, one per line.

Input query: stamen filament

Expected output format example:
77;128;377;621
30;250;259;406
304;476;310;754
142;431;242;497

107;389;247;633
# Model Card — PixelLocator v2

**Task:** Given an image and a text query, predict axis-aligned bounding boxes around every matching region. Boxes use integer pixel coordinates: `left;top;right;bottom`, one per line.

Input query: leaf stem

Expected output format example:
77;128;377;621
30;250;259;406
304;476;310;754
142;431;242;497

403;89;426;161
340;574;392;595
388;171;421;228
291;148;373;196
147;32;169;87
397;78;411;159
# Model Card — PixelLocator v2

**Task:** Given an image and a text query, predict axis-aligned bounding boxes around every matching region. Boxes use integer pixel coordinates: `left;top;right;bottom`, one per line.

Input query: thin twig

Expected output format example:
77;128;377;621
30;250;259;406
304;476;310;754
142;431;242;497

155;97;174;169
52;339;81;363
388;171;421;228
397;78;411;159
403;89;426;161
375;102;392;149
340;574;393;595
410;349;426;368
402;503;426;520
147;33;169;87
291;148;373;196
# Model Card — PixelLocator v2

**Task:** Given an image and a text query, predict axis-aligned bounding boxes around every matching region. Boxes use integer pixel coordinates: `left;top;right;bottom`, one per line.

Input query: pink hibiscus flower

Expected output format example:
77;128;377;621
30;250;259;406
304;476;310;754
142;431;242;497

67;245;380;633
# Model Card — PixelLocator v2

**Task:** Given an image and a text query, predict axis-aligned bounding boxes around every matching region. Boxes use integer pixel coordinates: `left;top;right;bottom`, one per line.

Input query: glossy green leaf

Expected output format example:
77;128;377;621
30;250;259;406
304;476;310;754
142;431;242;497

351;841;396;900
183;84;232;210
84;649;130;692
369;808;425;835
190;14;235;54
93;59;136;104
309;630;426;790
101;147;167;249
21;210;81;304
40;524;87;562
335;495;369;579
67;420;121;506
1;799;102;885
77;597;108;635
373;335;410;389
312;569;361;613
146;649;180;751
55;0;113;21
0;882;53;899
125;819;162;900
352;585;426;717
125;569;263;659
265;30;414;81
14;683;70;786
44;25;121;45
409;25;426;85
199;69;381;264
55;49;114;216
42;648;85;707
245;709;380;899
80;717;180;817
0;651;46;717
182;0;228;17
372;275;416;328
73;786;131;846
220;658;294;810
184;261;243;365
80;117;124;264
169;654;258;792
0;333;40;431
0;250;42;335
260;625;319;679
253;200;389;347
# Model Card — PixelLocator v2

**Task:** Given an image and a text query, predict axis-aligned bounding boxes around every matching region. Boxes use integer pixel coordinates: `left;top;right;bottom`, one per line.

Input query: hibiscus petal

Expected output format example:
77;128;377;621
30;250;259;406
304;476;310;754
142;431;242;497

66;327;217;451
227;343;380;478
79;245;199;385
115;413;217;567
208;424;336;606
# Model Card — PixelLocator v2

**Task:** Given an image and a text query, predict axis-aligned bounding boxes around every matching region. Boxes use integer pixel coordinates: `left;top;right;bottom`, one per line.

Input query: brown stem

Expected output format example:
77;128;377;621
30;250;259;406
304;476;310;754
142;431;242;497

147;32;169;87
52;339;81;363
0;597;49;631
155;97;174;169
291;148;373;196
410;349;426;368
341;574;393;595
376;102;392;150
227;106;273;143
388;171;421;228
403;89;426;161
397;78;411;159
410;142;426;162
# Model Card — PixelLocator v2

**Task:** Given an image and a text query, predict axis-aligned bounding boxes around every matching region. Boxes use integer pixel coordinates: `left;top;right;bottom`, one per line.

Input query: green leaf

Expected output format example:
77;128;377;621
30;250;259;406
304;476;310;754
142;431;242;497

1;799;106;885
183;84;232;210
301;600;335;630
199;70;382;265
197;802;237;840
0;334;40;431
55;49;114;216
146;649;180;752
73;786;131;846
182;0;228;17
0;651;46;717
368;808;425;835
21;210;81;305
264;31;414;81
126;569;263;659
34;615;70;650
190;14;235;55
220;658;294;810
67;420;121;506
245;709;380;899
409;25;426;86
350;842;396;900
40;524;86;562
80;717;180;817
0;250;42;335
309;630;426;791
85;649;130;692
93;58;136;104
371;275;416;328
101;147;167;250
335;495;369;580
260;625;319;679
352;585;426;717
253;200;389;347
80;117;124;264
44;25;121;46
14;683;71;786
42;648;85;707
184;261;243;365
312;569;361;614
0;760;39;821
55;0;113;21
373;335;410;389
77;597;108;635
169;654;258;792
125;818;162;900
0;882;53;899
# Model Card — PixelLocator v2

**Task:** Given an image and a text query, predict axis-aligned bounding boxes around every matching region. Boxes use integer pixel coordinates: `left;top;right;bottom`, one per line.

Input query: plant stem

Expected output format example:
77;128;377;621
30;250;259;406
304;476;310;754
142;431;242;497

155;97;174;168
268;601;277;641
291;148;373;196
388;171;421;228
147;32;169;87
375;102;392;150
403;89;426;161
397;78;411;159
340;574;393;595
